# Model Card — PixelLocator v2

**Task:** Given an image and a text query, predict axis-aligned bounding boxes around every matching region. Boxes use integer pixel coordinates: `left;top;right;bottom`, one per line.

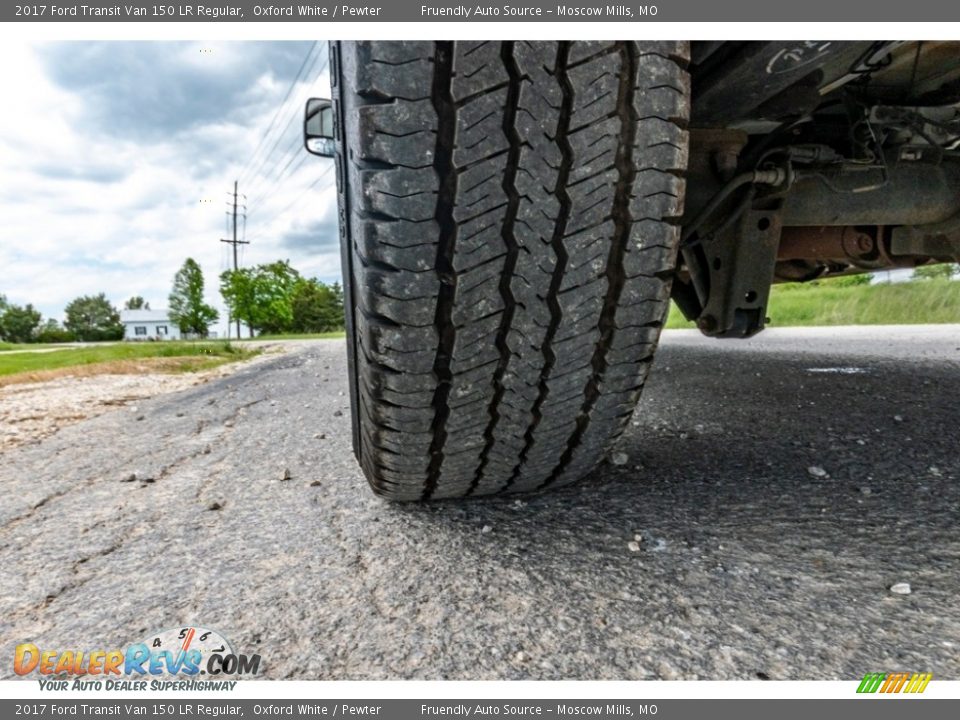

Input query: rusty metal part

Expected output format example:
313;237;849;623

890;206;960;260
685;129;750;221
773;221;959;283
777;226;885;268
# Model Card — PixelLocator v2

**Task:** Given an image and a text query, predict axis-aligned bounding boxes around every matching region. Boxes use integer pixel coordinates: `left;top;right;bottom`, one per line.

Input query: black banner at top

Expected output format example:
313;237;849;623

5;0;960;22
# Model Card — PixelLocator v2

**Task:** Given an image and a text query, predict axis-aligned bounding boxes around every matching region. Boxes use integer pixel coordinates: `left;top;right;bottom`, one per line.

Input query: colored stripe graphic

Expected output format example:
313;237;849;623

857;673;885;693
857;672;932;694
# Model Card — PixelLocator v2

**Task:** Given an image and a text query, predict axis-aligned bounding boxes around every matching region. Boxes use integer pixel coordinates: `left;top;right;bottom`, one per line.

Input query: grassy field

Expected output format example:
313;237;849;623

0;341;61;352
244;331;346;341
666;278;960;329
0;341;257;385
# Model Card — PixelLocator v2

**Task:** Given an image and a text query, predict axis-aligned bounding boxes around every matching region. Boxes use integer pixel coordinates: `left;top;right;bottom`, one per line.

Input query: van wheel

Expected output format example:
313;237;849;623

330;40;690;500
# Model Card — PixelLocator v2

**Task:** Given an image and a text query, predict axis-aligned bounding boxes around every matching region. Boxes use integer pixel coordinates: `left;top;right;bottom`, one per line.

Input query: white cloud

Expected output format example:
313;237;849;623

0;40;337;337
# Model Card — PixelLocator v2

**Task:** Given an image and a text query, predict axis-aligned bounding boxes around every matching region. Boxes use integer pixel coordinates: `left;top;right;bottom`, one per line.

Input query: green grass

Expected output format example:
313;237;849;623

245;331;346;341
0;341;256;379
0;341;63;352
666;278;960;329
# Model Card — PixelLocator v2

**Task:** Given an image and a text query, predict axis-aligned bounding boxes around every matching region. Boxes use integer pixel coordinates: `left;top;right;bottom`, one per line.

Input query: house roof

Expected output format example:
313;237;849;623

120;309;171;323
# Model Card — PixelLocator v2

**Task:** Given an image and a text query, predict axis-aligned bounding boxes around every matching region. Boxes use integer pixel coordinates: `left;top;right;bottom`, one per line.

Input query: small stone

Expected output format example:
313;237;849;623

207;501;223;511
176;412;185;418
610;452;629;466
859;487;872;496
890;582;911;595
136;415;145;421
281;468;292;481
807;465;828;478
333;410;343;417
309;480;322;487
894;414;903;422
315;433;326;440
481;525;492;534
121;472;137;482
929;466;942;477
202;445;212;454
514;651;528;663
224;419;234;428
627;541;641;552
634;534;643;542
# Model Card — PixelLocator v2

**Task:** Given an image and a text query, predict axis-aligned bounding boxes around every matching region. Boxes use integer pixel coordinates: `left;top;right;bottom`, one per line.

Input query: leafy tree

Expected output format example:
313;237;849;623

0;294;8;338
912;263;959;281
219;267;257;337
64;293;124;341
36;318;75;344
220;260;301;335
124;296;150;310
291;278;345;332
0;303;41;343
169;258;219;338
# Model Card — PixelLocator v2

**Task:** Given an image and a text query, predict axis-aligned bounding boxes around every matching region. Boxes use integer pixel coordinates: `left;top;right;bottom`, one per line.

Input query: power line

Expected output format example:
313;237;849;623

244;164;336;245
246;53;333;214
246;152;311;216
237;41;320;187
243;51;331;204
241;49;329;199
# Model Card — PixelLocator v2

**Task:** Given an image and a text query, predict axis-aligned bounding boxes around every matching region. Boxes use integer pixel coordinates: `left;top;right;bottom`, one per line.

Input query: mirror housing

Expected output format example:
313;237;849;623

304;98;335;157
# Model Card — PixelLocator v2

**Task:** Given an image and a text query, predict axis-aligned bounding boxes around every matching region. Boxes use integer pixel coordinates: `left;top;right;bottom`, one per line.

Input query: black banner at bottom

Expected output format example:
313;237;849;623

1;699;957;720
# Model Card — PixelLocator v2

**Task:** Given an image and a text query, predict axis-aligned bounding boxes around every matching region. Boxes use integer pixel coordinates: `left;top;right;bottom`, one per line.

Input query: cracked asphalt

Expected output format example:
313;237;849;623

1;326;958;680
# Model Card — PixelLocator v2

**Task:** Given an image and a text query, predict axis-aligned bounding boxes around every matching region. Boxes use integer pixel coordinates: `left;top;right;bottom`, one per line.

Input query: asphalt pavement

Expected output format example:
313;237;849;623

1;326;958;680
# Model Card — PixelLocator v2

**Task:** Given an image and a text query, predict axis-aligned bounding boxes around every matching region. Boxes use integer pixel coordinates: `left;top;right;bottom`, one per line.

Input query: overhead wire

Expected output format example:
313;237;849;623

250;56;326;214
243;49;330;205
237;41;320;187
244;163;336;245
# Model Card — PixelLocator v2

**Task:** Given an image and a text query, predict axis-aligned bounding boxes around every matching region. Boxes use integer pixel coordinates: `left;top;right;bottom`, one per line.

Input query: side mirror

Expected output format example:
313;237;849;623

304;98;335;157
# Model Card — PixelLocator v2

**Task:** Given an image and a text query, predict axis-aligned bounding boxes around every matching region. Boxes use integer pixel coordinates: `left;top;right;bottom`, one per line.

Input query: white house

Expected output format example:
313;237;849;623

120;309;181;341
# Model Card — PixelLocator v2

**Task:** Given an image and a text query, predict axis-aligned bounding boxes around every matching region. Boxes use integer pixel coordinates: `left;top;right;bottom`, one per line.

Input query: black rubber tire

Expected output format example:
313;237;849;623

330;41;690;501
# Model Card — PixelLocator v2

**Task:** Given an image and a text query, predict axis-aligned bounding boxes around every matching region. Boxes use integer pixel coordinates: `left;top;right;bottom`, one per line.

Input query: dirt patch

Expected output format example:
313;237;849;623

0;353;278;452
0;356;219;388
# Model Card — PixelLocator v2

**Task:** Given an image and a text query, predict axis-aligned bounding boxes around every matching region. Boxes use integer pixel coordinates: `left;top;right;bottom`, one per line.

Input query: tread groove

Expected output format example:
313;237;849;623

506;41;574;492
470;42;523;496
541;41;638;490
423;42;458;501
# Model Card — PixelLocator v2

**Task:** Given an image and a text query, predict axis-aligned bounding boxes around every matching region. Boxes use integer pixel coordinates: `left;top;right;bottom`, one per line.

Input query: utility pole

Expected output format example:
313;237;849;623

221;180;249;339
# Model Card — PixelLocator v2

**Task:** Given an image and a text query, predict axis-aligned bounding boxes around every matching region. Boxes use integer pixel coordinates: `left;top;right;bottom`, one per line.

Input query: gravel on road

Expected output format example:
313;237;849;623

1;328;958;680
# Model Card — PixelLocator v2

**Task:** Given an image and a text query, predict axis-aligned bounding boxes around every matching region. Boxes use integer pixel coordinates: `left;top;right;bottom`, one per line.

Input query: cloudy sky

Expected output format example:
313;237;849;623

0;40;338;336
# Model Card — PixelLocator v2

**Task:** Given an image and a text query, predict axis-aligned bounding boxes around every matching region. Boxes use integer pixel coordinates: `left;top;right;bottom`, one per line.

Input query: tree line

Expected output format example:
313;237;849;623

0;257;345;344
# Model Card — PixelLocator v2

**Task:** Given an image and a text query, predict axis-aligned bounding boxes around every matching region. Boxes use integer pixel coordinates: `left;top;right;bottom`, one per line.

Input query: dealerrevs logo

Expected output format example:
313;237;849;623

14;626;261;690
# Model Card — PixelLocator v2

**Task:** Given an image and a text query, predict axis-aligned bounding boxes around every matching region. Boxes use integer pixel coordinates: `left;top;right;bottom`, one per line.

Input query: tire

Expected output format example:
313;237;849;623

331;41;690;500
